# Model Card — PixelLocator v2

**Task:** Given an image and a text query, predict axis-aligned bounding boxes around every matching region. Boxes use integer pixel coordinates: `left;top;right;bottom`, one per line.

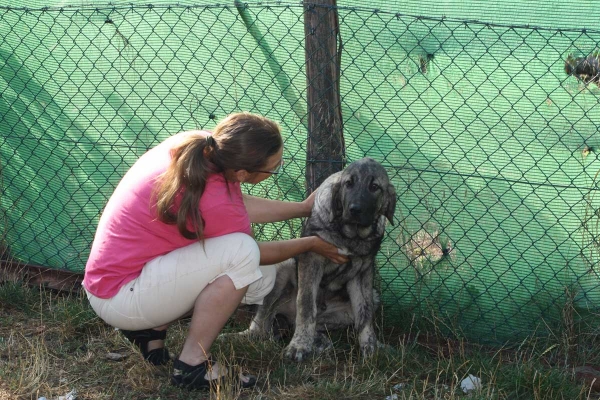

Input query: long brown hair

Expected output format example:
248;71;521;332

154;112;282;240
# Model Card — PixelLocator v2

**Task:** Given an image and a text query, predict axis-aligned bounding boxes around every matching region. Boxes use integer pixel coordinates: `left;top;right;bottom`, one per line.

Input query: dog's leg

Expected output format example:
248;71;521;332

236;259;296;338
284;255;323;362
244;288;283;338
347;264;377;357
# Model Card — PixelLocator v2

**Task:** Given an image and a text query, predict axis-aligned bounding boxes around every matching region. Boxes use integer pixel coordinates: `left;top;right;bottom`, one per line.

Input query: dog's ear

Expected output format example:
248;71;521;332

329;179;343;222
383;182;397;225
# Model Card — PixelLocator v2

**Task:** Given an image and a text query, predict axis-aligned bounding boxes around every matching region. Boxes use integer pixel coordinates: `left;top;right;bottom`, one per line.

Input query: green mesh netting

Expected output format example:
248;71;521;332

2;2;600;344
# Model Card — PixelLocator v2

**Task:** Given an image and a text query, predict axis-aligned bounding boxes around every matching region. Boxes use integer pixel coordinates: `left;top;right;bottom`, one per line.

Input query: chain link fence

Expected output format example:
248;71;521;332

1;3;600;344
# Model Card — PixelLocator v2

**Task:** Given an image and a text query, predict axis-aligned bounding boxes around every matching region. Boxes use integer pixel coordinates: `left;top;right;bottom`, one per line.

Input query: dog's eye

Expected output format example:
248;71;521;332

345;180;354;188
369;183;380;192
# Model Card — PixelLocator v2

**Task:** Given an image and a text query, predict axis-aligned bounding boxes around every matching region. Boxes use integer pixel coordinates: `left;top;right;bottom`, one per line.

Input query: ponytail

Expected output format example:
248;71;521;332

154;135;213;240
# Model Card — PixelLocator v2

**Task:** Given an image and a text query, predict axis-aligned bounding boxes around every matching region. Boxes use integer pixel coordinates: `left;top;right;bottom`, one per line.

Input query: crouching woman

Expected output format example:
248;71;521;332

83;112;348;390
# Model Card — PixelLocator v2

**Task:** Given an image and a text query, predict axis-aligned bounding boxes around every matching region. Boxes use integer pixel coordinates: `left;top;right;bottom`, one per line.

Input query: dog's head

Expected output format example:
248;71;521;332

329;158;396;228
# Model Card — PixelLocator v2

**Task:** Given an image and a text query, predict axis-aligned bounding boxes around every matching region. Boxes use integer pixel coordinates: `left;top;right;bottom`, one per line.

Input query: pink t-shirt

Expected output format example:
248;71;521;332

83;131;252;299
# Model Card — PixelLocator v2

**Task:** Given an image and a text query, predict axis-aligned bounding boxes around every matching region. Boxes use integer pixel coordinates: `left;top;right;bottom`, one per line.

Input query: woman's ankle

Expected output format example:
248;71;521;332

177;353;210;367
146;339;165;352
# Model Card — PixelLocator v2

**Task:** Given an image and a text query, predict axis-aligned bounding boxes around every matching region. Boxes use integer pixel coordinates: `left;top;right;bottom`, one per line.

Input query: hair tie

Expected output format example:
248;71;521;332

205;135;216;148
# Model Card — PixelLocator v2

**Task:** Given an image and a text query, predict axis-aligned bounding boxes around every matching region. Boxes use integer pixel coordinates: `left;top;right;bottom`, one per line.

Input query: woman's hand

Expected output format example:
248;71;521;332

308;236;349;264
258;236;349;266
300;190;317;217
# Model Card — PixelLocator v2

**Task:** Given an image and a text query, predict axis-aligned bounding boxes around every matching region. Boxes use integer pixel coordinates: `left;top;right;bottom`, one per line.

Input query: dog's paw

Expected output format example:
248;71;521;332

360;341;377;358
284;340;313;362
359;334;378;358
357;327;378;358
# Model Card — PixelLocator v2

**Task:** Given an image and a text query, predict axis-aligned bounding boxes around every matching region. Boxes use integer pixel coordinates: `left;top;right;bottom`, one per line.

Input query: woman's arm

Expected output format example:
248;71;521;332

257;236;349;265
245;191;343;264
243;192;315;224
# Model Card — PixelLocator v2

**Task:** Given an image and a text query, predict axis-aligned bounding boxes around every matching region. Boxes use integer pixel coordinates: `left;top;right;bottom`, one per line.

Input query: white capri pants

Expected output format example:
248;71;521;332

85;233;275;330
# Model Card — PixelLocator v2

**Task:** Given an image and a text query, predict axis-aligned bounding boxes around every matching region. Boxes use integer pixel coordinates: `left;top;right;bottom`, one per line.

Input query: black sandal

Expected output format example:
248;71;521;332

171;356;257;390
121;328;171;366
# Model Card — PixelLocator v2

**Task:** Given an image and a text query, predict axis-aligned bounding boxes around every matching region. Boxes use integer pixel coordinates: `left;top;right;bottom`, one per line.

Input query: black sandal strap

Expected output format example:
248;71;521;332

171;358;211;389
146;328;167;340
121;328;170;366
122;328;167;342
171;357;257;390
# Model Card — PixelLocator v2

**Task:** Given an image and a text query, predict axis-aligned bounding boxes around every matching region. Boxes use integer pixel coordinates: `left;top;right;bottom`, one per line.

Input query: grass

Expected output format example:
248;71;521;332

0;277;598;400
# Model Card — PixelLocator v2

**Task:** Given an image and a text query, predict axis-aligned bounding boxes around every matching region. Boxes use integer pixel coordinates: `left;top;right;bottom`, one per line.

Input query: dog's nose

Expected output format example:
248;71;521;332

349;204;362;216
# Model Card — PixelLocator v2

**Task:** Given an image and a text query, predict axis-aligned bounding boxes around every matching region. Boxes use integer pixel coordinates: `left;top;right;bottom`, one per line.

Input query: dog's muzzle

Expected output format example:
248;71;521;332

345;203;376;227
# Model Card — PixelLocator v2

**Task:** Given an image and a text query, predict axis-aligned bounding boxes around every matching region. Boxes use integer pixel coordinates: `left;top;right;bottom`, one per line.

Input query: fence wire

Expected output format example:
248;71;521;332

1;3;600;343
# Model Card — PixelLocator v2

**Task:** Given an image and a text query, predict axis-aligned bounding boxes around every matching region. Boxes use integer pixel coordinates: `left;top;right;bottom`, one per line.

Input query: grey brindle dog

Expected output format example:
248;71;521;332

241;158;396;361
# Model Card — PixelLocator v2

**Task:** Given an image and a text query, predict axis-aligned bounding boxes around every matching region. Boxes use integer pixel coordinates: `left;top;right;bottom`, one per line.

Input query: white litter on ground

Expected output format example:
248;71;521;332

38;389;77;400
460;374;482;393
106;352;127;361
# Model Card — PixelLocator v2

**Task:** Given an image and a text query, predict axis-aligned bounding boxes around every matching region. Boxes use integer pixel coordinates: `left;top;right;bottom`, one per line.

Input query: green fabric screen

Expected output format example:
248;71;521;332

2;2;600;343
